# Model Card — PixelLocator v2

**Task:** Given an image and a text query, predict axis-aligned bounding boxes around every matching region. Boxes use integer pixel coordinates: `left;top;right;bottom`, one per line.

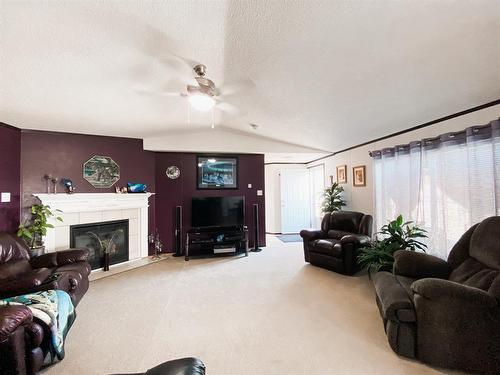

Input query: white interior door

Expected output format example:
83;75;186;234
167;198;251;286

280;169;311;233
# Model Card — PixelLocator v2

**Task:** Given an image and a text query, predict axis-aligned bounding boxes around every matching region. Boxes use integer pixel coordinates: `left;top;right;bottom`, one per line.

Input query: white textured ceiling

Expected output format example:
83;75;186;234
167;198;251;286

1;0;500;162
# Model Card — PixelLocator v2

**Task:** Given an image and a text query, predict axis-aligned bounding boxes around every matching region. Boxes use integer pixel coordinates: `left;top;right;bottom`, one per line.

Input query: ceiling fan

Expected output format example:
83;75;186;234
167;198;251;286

184;63;226;112
140;56;254;117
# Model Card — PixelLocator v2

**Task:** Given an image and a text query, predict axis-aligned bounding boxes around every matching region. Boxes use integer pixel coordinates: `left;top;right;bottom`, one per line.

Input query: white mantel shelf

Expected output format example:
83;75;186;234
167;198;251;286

33;193;154;213
34;193;154;260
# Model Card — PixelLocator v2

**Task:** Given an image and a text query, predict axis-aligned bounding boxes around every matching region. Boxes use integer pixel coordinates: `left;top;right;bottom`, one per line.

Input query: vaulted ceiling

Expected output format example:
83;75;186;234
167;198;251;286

1;0;499;162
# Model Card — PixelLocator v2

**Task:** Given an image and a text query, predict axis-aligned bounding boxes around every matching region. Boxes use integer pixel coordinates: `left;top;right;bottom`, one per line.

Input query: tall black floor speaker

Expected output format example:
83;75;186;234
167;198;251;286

251;203;262;252
173;205;183;257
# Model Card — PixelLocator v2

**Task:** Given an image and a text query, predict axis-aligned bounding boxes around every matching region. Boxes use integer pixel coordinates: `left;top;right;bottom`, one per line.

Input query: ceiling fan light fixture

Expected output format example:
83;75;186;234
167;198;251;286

188;93;215;111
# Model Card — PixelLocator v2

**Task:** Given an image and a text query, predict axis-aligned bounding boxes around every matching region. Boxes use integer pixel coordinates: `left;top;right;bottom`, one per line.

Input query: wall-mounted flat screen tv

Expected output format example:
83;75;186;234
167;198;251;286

192;196;245;228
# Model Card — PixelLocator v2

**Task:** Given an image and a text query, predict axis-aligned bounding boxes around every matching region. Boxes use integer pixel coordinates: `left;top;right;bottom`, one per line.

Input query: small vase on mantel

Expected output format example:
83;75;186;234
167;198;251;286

103;252;110;271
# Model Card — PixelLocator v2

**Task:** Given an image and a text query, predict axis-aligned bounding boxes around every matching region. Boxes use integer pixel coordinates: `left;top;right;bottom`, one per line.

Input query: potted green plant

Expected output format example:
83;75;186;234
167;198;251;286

321;182;346;213
357;214;427;274
17;204;63;256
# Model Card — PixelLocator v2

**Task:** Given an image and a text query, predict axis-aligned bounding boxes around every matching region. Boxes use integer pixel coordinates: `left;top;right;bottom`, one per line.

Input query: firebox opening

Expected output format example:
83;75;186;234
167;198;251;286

70;219;129;270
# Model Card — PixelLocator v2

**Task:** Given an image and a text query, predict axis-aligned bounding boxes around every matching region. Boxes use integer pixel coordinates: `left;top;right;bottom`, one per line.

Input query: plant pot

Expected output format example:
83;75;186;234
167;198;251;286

29;245;45;258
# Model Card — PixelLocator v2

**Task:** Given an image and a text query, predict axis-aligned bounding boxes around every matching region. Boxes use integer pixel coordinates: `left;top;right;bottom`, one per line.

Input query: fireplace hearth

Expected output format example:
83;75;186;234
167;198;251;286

70;220;129;270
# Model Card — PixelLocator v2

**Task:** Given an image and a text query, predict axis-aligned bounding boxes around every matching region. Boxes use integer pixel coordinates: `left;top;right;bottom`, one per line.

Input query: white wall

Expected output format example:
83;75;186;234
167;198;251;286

307;105;500;218
265;163;307;233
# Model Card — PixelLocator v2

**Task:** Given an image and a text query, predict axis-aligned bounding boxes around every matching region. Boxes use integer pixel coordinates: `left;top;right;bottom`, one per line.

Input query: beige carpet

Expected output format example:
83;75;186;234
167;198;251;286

42;236;460;375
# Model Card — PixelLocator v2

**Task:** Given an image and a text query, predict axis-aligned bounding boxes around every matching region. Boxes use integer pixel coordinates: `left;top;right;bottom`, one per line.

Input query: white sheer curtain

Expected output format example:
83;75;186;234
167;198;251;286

373;119;500;259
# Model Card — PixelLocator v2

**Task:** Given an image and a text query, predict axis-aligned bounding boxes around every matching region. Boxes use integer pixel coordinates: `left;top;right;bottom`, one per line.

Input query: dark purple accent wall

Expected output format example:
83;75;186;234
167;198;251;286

0;124;21;232
20;131;156;233
4;127;265;255
155;153;266;251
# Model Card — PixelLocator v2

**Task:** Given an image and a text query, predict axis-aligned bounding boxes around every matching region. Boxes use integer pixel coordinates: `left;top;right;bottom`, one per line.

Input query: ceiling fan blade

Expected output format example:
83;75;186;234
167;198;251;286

218;78;256;97
158;56;198;85
135;88;184;97
217;102;244;116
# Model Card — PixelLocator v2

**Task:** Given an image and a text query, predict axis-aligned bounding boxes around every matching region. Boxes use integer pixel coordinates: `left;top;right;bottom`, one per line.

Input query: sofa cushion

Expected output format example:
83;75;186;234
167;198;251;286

312;239;342;257
327;230;353;240
488;275;500;299
0;233;30;263
320;212;332;232
0;260;31;281
469;216;500;270
329;211;364;233
449;258;499;292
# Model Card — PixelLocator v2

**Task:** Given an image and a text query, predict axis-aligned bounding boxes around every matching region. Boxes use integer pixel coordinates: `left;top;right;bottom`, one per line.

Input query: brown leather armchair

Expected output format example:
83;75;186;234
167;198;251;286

300;211;373;275
0;232;90;375
373;216;500;373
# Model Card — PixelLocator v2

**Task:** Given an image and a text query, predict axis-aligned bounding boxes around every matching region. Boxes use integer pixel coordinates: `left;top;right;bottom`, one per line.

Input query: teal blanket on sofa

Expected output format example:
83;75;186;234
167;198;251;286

0;290;76;361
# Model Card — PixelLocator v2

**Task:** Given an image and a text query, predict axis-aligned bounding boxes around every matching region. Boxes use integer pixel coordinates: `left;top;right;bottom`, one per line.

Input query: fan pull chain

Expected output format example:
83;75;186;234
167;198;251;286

211;107;215;129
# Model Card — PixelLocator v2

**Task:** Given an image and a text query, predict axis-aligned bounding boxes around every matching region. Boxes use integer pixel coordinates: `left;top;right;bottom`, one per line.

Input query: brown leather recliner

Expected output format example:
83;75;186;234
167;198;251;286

373;216;500;373
0;232;90;375
112;357;206;375
300;211;373;275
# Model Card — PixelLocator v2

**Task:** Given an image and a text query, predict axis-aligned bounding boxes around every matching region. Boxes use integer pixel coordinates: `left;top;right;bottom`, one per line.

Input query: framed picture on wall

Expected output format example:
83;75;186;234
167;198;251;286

336;165;347;184
353;165;366;187
197;156;238;189
83;155;120;188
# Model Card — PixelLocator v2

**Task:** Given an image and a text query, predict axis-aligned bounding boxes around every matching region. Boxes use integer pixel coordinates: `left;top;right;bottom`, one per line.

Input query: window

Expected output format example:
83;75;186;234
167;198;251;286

373;119;500;259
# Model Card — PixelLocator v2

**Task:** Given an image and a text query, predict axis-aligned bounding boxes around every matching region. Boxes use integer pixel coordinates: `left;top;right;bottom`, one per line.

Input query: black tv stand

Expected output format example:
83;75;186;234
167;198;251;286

185;226;248;261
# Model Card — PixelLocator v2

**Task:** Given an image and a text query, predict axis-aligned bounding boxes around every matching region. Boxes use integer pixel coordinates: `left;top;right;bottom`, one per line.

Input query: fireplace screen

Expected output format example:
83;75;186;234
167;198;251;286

70;220;129;270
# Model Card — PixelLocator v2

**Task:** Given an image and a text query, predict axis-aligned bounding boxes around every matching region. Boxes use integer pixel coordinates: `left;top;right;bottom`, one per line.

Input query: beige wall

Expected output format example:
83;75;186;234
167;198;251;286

307;105;500;217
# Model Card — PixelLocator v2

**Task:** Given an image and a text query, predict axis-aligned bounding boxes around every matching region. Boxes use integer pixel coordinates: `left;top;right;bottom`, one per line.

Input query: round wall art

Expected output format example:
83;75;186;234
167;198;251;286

166;166;180;179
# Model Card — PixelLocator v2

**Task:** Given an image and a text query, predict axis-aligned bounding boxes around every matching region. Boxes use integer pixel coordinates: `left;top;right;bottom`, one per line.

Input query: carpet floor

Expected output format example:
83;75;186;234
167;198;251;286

42;236;460;375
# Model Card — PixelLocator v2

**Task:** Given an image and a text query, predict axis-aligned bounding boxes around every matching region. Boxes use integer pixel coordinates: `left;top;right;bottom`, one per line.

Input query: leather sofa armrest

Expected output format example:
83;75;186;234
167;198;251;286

56;248;89;264
0;268;52;299
394;250;451;279
0;272;70;300
299;229;325;241
31;248;89;269
340;234;371;246
412;278;497;308
0;305;33;342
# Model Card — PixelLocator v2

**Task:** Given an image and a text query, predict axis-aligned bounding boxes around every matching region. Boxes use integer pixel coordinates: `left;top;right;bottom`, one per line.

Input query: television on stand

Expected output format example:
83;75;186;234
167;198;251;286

191;196;245;229
187;196;248;260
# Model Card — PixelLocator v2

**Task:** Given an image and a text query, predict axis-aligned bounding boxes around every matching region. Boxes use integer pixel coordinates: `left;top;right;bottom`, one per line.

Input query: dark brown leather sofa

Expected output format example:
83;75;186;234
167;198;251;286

300;211;373;275
0;233;90;375
113;357;206;375
373;216;500;373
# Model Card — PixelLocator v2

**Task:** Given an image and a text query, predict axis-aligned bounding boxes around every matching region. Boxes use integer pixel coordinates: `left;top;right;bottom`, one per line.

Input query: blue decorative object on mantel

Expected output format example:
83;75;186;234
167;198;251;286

61;178;75;194
127;182;147;193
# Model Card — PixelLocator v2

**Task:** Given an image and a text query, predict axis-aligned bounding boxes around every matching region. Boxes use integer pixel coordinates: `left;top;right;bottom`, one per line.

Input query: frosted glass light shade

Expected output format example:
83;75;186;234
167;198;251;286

189;94;215;111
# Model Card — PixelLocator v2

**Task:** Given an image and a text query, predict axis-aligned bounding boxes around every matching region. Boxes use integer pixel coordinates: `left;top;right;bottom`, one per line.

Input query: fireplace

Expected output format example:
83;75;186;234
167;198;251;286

70;220;129;270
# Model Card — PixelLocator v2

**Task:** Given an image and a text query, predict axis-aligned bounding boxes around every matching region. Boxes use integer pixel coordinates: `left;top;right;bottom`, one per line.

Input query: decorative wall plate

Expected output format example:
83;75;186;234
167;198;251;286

166;165;181;179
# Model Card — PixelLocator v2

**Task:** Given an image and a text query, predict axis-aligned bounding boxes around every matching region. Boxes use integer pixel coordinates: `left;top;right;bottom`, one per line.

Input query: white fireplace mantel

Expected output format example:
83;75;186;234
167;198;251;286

33;193;154;259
